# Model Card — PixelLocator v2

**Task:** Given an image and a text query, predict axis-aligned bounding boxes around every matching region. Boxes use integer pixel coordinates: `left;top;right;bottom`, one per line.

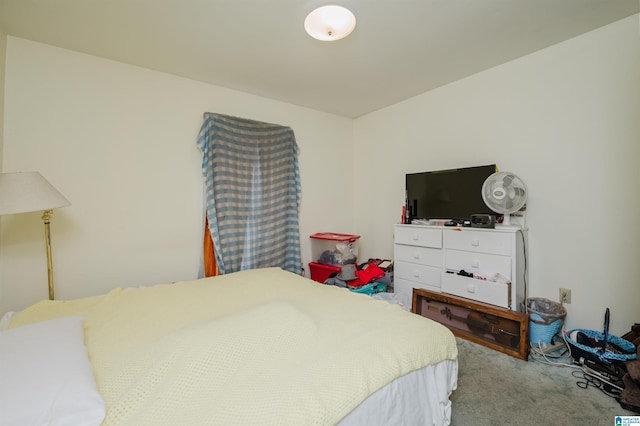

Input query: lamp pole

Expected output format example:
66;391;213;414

42;209;55;300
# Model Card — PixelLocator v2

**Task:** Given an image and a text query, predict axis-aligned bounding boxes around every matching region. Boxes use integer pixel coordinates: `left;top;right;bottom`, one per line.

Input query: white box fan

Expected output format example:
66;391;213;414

481;172;527;226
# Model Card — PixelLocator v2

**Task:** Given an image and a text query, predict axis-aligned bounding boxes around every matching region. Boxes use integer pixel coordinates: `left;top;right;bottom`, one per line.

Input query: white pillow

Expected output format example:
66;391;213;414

0;317;106;426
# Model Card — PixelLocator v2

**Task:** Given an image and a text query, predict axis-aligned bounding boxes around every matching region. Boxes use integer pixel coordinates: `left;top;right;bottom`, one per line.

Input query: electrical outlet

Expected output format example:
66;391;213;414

560;288;571;304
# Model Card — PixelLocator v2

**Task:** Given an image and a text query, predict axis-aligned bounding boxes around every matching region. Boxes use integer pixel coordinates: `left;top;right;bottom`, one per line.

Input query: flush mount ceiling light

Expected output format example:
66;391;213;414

304;5;356;41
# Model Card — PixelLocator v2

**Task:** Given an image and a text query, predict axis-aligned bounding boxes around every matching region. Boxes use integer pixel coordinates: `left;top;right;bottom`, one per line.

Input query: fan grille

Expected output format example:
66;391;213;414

482;172;527;214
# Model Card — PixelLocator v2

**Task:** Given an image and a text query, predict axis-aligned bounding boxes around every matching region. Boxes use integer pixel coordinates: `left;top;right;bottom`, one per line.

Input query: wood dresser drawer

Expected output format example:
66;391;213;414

395;244;443;268
394;277;440;308
394;225;442;248
395;261;442;287
441;273;511;309
444;249;511;279
444;229;512;256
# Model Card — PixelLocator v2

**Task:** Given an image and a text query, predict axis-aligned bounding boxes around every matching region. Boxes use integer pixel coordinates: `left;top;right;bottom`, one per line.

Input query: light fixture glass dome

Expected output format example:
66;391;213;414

304;5;356;41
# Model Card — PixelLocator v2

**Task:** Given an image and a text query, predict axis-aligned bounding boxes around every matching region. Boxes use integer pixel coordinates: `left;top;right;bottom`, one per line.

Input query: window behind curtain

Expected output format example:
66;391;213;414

197;113;302;275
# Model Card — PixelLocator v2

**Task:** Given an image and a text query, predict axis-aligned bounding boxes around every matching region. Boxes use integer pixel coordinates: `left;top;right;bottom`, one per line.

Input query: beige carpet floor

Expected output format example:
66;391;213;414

450;337;637;425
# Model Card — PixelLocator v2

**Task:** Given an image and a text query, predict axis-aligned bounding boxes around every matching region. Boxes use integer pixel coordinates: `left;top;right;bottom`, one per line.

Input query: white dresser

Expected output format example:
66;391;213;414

393;224;527;310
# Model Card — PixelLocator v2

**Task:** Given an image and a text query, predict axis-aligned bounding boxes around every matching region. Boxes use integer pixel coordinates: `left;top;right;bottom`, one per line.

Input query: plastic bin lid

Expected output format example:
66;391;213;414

310;232;360;241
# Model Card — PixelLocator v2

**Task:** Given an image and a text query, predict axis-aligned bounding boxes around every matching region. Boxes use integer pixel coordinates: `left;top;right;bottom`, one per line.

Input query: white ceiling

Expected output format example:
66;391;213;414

0;0;638;118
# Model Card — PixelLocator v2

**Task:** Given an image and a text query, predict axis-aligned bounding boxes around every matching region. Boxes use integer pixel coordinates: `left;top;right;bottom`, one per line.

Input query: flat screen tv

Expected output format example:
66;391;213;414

406;164;497;222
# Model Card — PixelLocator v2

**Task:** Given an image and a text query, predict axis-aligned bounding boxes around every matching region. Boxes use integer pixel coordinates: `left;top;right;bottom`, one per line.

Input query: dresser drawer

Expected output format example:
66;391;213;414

394;278;440;310
445;249;511;279
395;244;443;268
395;261;442;287
441;273;511;309
395;226;442;248
444;229;511;256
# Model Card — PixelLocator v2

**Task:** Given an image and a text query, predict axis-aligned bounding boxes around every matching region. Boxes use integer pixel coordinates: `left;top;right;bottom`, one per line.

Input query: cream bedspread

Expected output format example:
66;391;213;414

8;267;457;426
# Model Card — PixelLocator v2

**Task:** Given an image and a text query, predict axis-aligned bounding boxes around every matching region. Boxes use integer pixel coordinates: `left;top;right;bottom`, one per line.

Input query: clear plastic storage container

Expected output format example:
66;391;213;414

310;233;360;266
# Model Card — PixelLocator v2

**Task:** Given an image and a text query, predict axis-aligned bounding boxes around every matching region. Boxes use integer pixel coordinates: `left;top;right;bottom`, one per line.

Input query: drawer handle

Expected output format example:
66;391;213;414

413;252;421;260
466;284;476;293
471;239;480;247
471;260;480;268
412;234;420;241
413;270;421;278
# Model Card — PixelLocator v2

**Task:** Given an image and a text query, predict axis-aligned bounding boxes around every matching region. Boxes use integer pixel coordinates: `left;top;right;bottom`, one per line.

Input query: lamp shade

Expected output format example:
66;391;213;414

0;172;71;215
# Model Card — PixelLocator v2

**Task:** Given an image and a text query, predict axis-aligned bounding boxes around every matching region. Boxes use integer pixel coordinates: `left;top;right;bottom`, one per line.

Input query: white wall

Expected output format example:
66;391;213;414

353;15;640;335
2;17;639;337
0;37;354;314
0;27;5;167
0;28;6;286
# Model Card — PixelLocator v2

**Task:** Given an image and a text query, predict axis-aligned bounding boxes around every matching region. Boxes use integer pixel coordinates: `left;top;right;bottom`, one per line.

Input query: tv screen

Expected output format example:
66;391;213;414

406;164;497;222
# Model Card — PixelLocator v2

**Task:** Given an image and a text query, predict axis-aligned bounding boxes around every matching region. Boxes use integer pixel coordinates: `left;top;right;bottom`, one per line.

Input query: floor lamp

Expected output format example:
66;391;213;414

0;172;71;300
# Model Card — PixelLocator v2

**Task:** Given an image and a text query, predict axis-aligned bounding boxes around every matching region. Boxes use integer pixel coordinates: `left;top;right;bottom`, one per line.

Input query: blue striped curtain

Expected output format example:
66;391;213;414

197;113;302;275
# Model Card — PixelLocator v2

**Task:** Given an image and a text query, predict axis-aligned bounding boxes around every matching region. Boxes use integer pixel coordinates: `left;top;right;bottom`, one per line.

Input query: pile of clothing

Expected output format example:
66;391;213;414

620;324;640;413
324;260;388;289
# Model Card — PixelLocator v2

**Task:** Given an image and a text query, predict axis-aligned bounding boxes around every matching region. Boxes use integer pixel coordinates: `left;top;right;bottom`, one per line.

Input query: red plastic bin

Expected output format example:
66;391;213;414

308;262;341;283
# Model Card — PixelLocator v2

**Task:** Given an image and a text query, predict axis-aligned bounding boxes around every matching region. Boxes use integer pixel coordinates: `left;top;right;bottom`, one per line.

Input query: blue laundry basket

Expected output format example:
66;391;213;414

564;308;637;366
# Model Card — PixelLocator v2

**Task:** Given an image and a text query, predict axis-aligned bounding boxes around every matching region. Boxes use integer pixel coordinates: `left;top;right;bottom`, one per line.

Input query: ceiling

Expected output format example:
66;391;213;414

0;0;638;118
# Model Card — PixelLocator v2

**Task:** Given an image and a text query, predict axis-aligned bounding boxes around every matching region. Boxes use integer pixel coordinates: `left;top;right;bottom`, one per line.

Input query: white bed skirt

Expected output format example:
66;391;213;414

339;359;458;426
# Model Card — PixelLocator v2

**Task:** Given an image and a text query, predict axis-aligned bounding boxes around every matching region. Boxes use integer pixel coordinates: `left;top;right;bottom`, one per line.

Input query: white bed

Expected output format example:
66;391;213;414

0;267;458;426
